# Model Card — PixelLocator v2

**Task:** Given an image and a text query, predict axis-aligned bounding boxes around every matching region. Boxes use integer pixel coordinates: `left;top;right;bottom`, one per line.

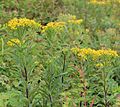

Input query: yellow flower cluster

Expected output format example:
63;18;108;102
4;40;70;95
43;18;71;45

96;63;104;67
89;0;109;5
89;0;120;4
7;38;21;46
68;19;83;24
65;14;83;24
42;18;83;33
7;18;41;29
42;21;65;33
71;48;118;60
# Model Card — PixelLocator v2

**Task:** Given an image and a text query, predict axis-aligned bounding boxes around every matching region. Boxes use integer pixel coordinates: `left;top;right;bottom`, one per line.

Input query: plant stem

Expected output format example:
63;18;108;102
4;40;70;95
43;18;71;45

103;70;108;107
1;38;4;65
83;79;87;107
24;66;29;99
62;52;66;84
1;38;4;56
49;94;53;107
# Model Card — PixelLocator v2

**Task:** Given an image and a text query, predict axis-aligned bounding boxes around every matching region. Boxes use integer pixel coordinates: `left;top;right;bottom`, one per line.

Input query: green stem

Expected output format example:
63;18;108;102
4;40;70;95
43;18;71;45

49;94;53;107
62;52;66;84
1;38;4;65
23;66;29;107
103;70;108;107
1;38;4;56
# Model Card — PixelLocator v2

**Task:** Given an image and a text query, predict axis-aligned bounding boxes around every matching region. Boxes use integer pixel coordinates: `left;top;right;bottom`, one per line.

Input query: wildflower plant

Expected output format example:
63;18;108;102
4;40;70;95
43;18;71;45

71;47;120;106
0;18;43;106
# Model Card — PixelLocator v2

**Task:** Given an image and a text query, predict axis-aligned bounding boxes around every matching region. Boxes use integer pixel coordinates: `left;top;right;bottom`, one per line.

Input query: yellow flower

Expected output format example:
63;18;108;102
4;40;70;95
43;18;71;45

71;47;118;60
96;63;104;67
97;49;118;57
71;47;80;55
71;15;77;20
41;21;65;33
89;0;109;5
68;19;83;24
7;38;21;46
7;18;41;30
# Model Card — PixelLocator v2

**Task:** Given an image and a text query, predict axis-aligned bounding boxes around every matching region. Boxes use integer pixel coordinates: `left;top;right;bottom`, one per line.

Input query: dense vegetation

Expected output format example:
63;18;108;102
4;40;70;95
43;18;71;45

0;0;120;107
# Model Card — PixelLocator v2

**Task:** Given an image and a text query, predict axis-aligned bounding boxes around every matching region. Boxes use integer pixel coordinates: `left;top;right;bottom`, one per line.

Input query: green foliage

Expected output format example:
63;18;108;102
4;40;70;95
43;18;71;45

0;0;120;107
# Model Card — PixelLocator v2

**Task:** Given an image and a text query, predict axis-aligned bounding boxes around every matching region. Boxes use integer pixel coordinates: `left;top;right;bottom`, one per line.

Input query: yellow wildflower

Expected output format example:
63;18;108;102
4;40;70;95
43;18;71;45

7;38;21;46
68;19;83;24
71;47;80;55
89;0;109;5
96;63;104;67
71;15;77;20
7;18;41;30
42;21;65;33
71;47;118;60
97;49;118;57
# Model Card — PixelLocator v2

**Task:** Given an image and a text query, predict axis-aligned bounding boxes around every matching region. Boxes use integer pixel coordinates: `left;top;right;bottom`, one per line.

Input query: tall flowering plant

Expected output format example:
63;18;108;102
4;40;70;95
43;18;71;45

0;18;42;106
70;47;119;106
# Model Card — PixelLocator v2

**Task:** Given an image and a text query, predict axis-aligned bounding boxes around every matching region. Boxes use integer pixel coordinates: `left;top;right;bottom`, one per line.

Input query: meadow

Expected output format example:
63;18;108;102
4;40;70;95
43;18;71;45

0;0;120;107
